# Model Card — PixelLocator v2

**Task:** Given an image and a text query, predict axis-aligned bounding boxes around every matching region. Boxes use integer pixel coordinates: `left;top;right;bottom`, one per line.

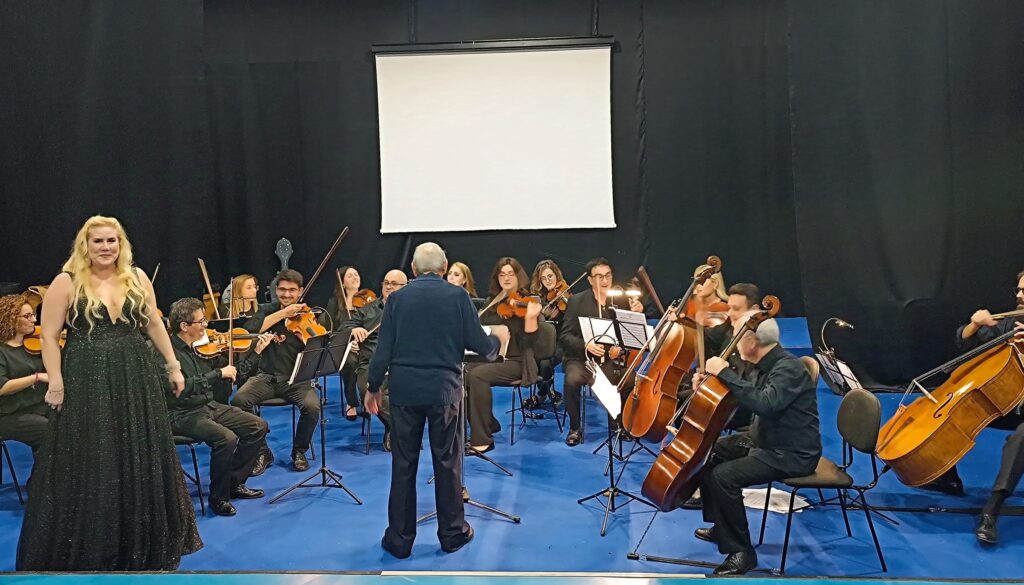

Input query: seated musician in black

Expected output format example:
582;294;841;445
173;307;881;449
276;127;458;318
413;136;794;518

691;318;821;575
0;295;50;491
466;257;542;452
232;269;324;474
163;298;272;516
560;257;643;447
523;259;566;410
956;270;1024;544
341;268;408;452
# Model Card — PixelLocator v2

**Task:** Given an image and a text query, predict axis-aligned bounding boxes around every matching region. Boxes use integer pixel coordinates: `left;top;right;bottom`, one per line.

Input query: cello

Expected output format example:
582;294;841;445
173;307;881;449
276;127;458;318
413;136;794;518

641;295;780;511
876;329;1024;487
621;257;722;442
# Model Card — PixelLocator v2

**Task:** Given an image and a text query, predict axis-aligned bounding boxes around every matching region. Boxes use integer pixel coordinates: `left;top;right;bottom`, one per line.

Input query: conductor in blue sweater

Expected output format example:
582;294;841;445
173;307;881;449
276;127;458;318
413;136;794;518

366;242;508;559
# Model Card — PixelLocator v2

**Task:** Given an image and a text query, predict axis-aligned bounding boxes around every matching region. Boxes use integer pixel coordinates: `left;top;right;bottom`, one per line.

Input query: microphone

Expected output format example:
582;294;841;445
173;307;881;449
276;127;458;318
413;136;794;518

835;319;855;330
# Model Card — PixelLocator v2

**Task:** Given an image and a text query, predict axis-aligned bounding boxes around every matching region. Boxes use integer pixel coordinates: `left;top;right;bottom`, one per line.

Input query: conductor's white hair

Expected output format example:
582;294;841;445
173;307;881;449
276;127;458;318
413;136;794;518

412;242;447;274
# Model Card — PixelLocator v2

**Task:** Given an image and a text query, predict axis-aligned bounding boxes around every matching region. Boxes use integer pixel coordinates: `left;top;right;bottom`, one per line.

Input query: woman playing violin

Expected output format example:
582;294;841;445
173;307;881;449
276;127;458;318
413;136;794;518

0;294;50;490
327;265;374;419
225;273;261;319
447;261;478;298
524;259;567;409
466;257;542;452
686;264;729;327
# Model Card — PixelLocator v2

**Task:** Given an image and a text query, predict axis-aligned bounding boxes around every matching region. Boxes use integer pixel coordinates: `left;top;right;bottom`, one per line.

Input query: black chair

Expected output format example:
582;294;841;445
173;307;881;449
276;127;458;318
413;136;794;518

507;321;560;445
756;388;887;574
256;398;315;460
173;435;206;515
0;439;25;505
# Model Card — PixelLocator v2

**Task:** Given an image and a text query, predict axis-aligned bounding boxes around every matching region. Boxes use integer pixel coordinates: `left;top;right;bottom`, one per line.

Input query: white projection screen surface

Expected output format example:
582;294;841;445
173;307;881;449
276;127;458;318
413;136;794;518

374;45;615;233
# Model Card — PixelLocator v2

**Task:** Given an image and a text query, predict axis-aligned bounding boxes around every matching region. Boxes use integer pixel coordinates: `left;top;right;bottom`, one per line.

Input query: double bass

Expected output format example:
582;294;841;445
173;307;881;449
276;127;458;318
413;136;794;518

641;295;780;511
876;329;1024;487
621;258;723;442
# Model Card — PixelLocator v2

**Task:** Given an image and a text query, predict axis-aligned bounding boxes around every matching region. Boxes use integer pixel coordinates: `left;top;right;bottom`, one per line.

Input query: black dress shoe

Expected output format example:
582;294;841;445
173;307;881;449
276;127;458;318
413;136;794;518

694;526;717;543
680;494;703;510
381;536;411;559
467;443;494;455
250;450;274;477
713;550;757;575
345;406;358;421
231;484;265;499
292;451;309;472
975;514;999;544
210;499;237;516
383;431;392;453
441;524;474;553
919;468;965;497
565;429;583;446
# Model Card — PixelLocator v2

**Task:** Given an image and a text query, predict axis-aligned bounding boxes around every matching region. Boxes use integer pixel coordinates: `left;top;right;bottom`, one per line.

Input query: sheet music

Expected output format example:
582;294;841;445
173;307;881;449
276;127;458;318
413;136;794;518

579;317;618;346
612;308;651;350
465;326;509;358
836;358;864;390
589;361;621;418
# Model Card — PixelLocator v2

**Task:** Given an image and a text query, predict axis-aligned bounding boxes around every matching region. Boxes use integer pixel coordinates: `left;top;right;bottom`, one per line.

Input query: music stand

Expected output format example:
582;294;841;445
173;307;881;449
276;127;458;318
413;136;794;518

417;351;520;525
576;315;656;537
816;351;863;396
268;333;362;505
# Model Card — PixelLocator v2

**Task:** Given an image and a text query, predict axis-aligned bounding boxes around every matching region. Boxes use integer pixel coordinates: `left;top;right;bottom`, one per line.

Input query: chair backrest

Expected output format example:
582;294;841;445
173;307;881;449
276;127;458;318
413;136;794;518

799;355;820;386
534;321;557;361
837;388;881;454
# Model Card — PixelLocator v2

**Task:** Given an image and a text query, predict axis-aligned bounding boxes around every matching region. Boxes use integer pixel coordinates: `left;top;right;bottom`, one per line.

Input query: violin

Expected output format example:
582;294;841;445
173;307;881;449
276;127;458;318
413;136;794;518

194;328;276;358
685;298;729;328
545;281;570;313
284;226;350;344
23;326;66;355
496;290;542;319
352;289;378;309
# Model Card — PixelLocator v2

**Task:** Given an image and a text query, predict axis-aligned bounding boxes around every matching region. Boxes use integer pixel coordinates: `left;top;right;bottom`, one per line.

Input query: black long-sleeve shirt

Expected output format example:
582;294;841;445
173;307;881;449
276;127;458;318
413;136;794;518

368;273;500;406
243;302;326;378
164;335;259;411
717;345;821;476
340;298;385;358
955;318;1018;353
559;289;615;360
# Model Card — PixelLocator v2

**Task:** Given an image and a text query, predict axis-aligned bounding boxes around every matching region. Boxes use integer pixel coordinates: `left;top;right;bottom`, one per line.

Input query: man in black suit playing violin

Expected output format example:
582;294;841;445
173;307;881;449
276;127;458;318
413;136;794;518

957;270;1024;544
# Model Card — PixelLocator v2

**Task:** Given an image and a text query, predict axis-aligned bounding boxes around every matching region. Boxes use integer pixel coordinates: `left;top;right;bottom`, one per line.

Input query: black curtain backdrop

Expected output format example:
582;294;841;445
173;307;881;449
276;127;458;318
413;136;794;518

1;1;1021;385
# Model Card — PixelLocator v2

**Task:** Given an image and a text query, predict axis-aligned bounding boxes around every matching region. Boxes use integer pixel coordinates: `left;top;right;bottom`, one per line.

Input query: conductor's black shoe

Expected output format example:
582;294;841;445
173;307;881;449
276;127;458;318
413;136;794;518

383;431;392;453
441;525;475;554
250;450;273;476
381;536;411;559
210;499;237;516
713;550;757;575
694;526;717;543
231;484;264;499
565;429;583;446
975;514;999;544
292;451;309;472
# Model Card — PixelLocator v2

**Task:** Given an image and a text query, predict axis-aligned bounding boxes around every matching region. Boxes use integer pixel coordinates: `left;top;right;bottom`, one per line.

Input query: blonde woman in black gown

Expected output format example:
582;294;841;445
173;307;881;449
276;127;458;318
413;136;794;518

17;215;202;571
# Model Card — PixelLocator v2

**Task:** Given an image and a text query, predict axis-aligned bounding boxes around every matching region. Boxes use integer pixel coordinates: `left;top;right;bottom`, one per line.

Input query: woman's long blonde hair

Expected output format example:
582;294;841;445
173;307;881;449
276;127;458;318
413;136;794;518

229;274;258;318
62;215;150;332
693;264;728;302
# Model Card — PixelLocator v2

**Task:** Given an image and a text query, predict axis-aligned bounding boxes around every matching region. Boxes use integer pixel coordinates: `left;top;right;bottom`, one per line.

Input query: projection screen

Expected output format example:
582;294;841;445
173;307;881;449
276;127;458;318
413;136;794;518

374;42;615;233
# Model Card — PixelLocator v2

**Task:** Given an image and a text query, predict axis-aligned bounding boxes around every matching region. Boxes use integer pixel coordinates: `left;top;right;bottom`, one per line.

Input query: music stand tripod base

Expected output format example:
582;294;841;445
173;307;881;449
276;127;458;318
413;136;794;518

269;335;362;506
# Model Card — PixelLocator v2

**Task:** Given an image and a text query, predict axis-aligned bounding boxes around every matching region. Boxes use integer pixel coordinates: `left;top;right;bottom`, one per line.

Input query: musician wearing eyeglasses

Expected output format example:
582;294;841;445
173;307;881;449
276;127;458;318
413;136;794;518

163;298;273;516
232;269;325;474
341;269;408;451
559;258;643;447
957;269;1024;545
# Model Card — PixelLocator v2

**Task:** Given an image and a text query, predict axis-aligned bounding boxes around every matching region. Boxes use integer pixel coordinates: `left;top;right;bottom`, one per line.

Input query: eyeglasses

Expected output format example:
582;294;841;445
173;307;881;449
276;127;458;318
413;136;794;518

18;313;36;321
382;281;406;289
591;273;613;281
187;318;210;325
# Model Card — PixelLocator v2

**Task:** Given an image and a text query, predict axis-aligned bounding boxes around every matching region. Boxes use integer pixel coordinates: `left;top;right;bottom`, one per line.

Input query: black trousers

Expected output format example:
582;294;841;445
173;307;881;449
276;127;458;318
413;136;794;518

340;354;359;409
0;402;49;488
383;402;470;556
992;419;1024;495
700;433;790;554
465;359;522;446
562;358;629;431
170;402;268;503
231;373;319;453
535;345;564;396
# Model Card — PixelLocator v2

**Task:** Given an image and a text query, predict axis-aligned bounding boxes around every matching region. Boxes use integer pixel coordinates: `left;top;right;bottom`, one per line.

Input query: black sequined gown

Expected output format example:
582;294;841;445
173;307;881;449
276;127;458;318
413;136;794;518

16;299;202;571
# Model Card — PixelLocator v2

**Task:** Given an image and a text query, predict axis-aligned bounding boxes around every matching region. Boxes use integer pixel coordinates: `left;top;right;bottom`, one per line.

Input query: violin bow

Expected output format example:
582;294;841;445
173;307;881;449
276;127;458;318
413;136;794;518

635;266;666;315
197;258;222;320
151;262;161;285
296;226;350;305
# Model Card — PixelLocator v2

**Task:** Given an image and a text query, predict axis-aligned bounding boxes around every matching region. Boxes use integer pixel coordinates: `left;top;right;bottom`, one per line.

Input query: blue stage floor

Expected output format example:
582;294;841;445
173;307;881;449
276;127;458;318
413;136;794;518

1;319;1021;580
